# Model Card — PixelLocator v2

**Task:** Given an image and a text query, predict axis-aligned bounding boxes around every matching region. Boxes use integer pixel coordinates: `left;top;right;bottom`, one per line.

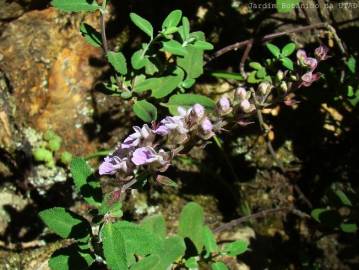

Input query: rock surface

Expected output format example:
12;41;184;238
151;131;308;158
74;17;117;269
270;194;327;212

0;8;102;156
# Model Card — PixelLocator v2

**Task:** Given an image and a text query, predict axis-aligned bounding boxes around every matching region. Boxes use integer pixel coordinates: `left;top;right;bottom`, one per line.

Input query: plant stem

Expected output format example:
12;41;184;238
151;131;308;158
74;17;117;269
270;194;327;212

206;22;346;64
85;150;110;160
214;207;310;233
100;2;109;55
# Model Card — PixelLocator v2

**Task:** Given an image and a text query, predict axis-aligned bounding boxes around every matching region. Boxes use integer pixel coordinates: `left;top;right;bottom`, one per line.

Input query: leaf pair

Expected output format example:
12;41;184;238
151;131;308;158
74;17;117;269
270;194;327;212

266;42;296;70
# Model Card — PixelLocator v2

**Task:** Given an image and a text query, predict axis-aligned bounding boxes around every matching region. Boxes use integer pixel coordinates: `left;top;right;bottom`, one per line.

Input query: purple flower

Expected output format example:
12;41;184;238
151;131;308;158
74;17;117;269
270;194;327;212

299;72;321;87
315;45;329;61
216;96;232;115
201;117;213;133
99;156;130;175
122;124;154;149
155;116;187;136
99;157;117;175
199;117;215;139
131;147;158;165
191;104;205;119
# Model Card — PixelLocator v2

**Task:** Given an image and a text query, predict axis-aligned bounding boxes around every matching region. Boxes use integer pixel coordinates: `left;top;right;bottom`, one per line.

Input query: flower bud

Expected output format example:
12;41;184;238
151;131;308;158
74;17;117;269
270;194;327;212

235;87;247;100
216;96;232;116
199;117;214;139
290;75;298;81
201;117;213;133
258;82;272;95
190;104;205;120
280;81;288;93
276;70;284;81
240;99;253;113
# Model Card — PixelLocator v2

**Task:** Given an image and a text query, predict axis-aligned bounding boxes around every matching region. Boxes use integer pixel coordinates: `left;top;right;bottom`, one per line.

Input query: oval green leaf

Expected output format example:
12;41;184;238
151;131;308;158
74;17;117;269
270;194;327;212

108;51;127;75
133;100;158;122
51;0;100;12
130;13;154;38
162;10;182;30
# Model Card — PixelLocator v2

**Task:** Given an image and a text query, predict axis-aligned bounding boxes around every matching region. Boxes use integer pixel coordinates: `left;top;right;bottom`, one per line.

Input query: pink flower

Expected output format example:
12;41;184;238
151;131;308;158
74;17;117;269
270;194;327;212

303;57;318;71
315;45;329;61
296;50;307;61
299;72;321;87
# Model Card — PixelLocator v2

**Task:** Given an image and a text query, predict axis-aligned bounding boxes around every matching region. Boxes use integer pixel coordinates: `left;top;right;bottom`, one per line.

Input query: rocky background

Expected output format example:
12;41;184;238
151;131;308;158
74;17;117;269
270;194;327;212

1;0;359;269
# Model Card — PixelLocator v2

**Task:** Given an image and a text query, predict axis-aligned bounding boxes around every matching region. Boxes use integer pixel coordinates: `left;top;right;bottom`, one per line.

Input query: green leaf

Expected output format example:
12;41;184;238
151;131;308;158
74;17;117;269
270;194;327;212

99;198;123;218
182;16;190;40
177;45;204;79
145;68;184;98
80;23;102;48
335;190;352;206
203;226;218;255
130;13;153;38
141;214;167;239
156;175;178;187
162;40;187;56
51;0;100;12
249;62;262;70
133;100;158;122
107;51;127;75
163;26;179;35
266;43;281;58
131;49;147;70
281;43;296;57
208;71;244;81
211;262;229;270
256;68;267;79
163;94;215;115
281;57;294;70
39;207;91;241
157;235;186;269
178;202;205;253
70;157;102;207
130;254;161;270
181;78;196;89
102;222;128;270
311;208;330;223
162;10;182;30
192;40;214;50
311;208;342;227
112;221;163;259
247;71;260;84
185;257;198;269
340;223;358;233
223;240;248;256
49;245;95;270
145;57;159;75
346;56;356;74
276;0;300;13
